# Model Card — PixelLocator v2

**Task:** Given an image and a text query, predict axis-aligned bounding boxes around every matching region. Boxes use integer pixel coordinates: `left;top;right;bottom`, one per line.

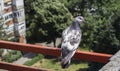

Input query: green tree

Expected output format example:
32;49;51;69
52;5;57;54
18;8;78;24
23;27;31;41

0;23;3;40
0;49;3;57
2;50;22;62
0;24;10;40
25;0;73;43
83;0;120;71
59;0;85;16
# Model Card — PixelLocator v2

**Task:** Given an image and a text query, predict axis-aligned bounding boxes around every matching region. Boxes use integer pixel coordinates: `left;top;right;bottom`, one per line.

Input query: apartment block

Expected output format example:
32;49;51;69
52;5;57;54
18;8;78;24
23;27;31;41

0;0;26;43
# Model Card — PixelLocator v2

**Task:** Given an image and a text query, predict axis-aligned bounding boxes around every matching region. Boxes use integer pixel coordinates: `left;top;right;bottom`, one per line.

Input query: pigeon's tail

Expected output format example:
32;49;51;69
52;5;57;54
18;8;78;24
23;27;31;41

61;51;74;69
61;49;76;69
61;59;70;68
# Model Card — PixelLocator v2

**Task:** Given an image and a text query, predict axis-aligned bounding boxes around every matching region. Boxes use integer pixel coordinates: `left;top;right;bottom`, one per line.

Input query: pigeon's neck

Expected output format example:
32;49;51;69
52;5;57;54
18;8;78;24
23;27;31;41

72;21;80;30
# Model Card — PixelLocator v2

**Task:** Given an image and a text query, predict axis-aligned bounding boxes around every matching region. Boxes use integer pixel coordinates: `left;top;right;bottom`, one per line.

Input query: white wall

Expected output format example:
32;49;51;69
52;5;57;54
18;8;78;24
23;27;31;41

12;0;24;7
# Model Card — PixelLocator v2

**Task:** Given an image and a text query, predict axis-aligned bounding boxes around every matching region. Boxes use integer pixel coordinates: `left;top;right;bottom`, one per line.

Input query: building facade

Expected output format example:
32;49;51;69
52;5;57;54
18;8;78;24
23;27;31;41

0;0;26;43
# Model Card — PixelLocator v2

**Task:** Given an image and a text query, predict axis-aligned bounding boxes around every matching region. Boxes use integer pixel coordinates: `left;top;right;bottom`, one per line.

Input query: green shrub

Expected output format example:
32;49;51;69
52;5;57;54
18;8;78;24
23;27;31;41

0;49;3;57
24;54;44;66
25;0;73;42
2;50;22;62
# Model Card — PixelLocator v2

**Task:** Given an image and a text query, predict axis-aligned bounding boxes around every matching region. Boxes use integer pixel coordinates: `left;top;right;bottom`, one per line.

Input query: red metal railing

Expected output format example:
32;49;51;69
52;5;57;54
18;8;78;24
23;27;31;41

0;40;112;71
0;61;48;71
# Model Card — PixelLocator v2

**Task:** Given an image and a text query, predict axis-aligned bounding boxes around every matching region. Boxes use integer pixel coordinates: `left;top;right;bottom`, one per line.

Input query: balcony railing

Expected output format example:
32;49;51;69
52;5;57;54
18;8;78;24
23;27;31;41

0;40;112;71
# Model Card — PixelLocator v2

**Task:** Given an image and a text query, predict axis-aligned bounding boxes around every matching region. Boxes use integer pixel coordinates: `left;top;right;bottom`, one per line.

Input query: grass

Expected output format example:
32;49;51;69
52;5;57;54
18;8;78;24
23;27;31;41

30;47;90;71
24;54;44;66
32;58;88;71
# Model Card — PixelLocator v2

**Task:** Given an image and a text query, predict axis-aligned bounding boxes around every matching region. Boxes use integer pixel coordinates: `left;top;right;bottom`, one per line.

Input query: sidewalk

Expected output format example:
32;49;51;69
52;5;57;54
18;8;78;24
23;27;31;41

13;52;36;65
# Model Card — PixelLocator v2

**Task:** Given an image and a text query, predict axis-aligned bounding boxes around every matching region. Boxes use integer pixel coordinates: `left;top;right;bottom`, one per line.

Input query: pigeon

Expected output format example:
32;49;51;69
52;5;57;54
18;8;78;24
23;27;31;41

61;16;84;68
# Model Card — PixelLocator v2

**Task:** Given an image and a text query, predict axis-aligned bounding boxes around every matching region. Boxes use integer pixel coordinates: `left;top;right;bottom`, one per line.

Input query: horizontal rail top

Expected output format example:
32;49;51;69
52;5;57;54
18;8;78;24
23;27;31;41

0;61;49;71
0;40;112;63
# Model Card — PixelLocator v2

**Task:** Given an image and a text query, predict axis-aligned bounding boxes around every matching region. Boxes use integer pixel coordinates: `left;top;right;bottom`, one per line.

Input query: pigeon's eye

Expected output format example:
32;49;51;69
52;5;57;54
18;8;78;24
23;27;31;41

79;17;84;21
79;17;82;20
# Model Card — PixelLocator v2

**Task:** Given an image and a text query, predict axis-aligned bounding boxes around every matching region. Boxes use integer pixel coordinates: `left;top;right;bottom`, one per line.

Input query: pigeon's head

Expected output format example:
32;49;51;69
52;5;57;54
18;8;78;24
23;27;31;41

74;16;84;23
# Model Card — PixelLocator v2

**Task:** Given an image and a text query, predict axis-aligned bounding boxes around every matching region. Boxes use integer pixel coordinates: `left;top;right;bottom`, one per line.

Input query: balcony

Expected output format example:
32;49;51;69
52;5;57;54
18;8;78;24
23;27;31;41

5;19;13;26
4;0;12;7
4;6;12;14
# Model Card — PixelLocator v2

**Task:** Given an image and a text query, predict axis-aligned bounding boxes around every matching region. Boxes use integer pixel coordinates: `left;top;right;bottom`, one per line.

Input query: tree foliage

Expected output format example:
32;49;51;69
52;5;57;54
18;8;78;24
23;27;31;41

85;0;120;54
0;24;11;40
0;24;3;40
0;49;3;57
79;0;120;71
2;51;22;62
25;0;73;41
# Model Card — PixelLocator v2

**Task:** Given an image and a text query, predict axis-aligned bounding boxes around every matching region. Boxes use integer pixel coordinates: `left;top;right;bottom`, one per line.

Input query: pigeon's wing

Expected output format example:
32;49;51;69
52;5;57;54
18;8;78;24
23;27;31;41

62;26;70;42
61;28;82;68
61;28;82;51
68;29;82;50
62;29;82;59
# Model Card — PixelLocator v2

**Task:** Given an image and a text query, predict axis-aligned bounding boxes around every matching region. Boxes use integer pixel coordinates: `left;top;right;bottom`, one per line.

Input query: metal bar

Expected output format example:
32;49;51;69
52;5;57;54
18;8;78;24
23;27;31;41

0;40;112;63
0;61;48;71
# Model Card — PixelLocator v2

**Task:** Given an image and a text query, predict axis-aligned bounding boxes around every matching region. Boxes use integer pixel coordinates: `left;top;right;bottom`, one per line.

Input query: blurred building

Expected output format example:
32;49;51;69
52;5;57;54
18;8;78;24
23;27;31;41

0;0;26;43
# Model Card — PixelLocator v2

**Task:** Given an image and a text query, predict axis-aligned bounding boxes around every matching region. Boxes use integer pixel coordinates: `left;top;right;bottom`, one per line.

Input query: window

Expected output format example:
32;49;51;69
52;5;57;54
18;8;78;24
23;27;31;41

5;16;8;20
14;12;22;17
14;13;17;17
9;14;13;18
4;13;13;20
